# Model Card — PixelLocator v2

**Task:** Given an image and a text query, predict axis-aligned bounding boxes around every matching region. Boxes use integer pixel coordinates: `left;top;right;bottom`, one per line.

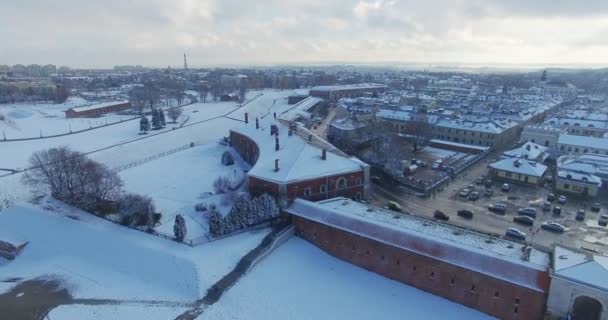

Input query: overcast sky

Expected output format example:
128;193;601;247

2;0;608;68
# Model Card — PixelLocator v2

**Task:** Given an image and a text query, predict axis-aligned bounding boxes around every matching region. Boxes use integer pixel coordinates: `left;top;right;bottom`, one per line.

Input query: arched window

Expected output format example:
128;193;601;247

337;177;347;189
320;184;327;193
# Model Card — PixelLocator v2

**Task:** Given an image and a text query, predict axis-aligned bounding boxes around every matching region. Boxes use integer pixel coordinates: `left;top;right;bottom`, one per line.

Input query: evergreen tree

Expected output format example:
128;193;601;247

174;214;187;242
159;108;166;126
208;209;224;236
151;108;162;130
139;116;150;133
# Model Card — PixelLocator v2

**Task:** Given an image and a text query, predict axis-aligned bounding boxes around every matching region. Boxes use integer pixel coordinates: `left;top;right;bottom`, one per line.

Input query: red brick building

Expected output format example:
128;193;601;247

286;198;552;320
230;118;370;208
65;100;131;118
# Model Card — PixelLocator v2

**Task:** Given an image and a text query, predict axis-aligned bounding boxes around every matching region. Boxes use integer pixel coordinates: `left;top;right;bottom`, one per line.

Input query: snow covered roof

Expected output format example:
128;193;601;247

503;142;549;162
376;109;412;121
553;246;608;292
435;118;518;134
232;118;365;184
68;100;129;113
310;83;388;92
278;97;323;122
558;134;608;150
490;158;547;177
557;154;608;181
557;170;603;186
287;198;551;292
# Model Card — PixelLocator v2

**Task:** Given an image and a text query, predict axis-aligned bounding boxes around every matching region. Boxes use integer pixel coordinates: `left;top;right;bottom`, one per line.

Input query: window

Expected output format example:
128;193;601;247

564;184;570;189
355;192;362;201
450;278;455;286
429;271;435;279
356;178;362;185
412;266;417;271
506;172;512;178
494;291;500;298
514;298;520;305
320;184;327;193
584;149;588;153
575;148;579;153
396;259;400;266
470;285;476;292
514;307;519;314
337;177;347;189
304;188;311;196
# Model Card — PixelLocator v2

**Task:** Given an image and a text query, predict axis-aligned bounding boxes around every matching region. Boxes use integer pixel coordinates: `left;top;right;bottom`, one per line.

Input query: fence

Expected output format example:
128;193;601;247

112;143;196;173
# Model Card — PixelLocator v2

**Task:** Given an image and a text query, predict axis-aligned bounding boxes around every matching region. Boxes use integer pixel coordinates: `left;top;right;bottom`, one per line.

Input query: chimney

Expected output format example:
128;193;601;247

526;144;531;151
275;135;280;151
288;129;293;136
274;159;280;172
273;112;277;119
322;149;327;160
255;118;259;129
245;112;249;124
308;134;313;142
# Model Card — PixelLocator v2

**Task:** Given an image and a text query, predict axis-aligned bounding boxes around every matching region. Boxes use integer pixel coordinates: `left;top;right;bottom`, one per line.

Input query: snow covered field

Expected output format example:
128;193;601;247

0;203;269;303
119;143;247;241
202;237;495;320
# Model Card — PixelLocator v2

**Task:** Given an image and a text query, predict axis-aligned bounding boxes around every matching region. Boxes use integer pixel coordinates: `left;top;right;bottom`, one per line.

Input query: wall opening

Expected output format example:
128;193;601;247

572;296;603;320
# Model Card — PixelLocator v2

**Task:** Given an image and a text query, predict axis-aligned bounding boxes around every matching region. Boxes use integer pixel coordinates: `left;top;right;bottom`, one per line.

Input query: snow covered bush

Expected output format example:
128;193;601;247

221;151;235;166
207;193;279;237
194;202;208;212
116;193;157;228
213;176;231;194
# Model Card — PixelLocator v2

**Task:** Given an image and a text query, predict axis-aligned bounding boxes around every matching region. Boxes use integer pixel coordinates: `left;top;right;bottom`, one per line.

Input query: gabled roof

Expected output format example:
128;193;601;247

490;158;547;177
553;247;608;292
503;142;549;162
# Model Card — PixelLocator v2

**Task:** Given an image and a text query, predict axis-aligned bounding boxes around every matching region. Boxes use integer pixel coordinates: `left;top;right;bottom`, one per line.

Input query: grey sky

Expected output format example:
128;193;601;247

2;0;608;68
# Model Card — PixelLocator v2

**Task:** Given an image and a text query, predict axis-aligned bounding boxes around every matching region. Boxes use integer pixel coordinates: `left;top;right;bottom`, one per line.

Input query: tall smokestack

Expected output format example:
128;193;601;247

275;135;280;151
256;118;259;129
274;159;280;172
245;112;249;124
322;149;327;160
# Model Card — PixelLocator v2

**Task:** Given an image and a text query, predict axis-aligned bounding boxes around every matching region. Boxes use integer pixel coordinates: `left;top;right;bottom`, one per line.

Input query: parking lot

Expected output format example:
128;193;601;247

371;154;608;254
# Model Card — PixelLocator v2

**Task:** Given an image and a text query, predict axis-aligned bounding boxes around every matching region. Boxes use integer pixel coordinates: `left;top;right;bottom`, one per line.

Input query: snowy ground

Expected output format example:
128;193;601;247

202;237;495;320
0;203;269;303
49;305;187;320
119;143;247;241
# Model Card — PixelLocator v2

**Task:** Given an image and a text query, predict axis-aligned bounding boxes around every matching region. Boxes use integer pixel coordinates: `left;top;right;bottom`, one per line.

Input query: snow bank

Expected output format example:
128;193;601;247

203;238;494;320
49;305;186;320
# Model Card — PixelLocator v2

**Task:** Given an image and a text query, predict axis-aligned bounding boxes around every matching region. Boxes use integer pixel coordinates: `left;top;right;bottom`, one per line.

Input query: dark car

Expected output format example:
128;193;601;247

547;193;556;202
488;203;507;214
468;191;480;201
553;206;562;216
434;210;449;221
599;215;608;227
513;215;534;226
576;210;585;221
542;202;551;212
541;222;565;233
484;188;494;197
457;209;474;219
591;203;601;212
505;227;526;241
518;207;538;219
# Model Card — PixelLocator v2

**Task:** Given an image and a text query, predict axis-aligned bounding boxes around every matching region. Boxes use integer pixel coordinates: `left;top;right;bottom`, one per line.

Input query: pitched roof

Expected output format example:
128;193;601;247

553;247;608;291
490;158;547;177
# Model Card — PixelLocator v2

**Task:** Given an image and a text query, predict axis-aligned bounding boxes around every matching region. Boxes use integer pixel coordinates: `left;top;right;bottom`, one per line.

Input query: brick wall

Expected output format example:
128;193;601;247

293;216;547;320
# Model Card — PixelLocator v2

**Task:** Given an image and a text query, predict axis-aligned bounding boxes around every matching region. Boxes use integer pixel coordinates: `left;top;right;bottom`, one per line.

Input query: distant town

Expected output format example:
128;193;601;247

1;61;608;320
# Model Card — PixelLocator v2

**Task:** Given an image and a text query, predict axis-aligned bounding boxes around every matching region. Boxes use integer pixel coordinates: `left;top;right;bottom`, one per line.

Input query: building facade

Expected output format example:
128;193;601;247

65;101;131;118
286;198;551;320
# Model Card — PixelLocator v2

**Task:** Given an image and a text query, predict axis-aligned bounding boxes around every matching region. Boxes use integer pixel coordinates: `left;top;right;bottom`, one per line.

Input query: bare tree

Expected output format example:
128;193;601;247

168;107;183;123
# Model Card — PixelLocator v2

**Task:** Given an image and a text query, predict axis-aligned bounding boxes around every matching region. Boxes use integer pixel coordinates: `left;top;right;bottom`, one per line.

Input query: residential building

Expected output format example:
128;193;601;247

555;154;608;197
557;134;608;156
521;124;566;151
489;158;547;185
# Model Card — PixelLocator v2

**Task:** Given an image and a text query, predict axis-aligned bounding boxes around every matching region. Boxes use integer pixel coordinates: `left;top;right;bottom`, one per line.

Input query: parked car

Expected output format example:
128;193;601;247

547;193;556;202
576;210;585;221
501;183;511;192
591;203;601;212
505;227;526;240
542;202;551;212
416;160;428;167
387;201;402;212
518;207;538;219
434;210;449;221
513;215;534;226
457;209;474;219
558;195;567;204
485;178;493;188
599;215;608;227
541;222;566;233
475;177;484;185
468;191;480;201
459;188;472;197
488;203;507;214
467;184;475;190
484;189;494;197
553;206;562;216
